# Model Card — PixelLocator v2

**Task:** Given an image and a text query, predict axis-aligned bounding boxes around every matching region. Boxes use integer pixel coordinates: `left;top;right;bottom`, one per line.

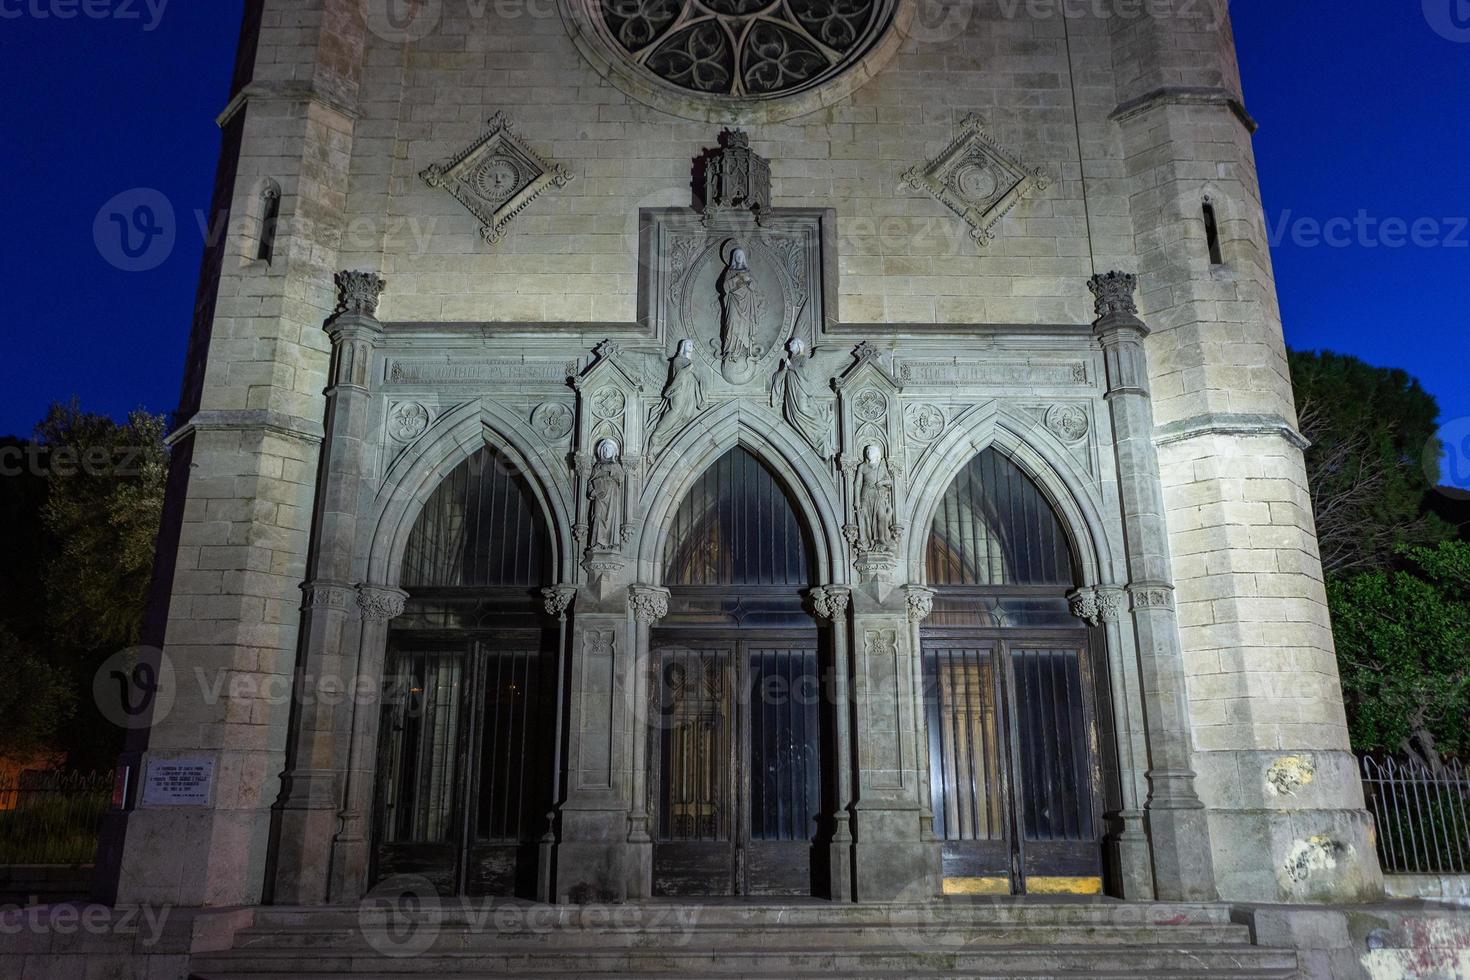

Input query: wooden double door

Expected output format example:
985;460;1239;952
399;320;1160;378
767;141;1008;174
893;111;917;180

650;632;826;897
371;634;556;897
922;633;1105;895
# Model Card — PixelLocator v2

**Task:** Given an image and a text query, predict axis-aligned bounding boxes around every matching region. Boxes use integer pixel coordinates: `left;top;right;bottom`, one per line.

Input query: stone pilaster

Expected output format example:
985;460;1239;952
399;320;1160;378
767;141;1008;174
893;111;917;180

1090;272;1216;902
624;585;669;898
810;585;854;900
847;583;941;900
272;272;390;905
537;585;578;903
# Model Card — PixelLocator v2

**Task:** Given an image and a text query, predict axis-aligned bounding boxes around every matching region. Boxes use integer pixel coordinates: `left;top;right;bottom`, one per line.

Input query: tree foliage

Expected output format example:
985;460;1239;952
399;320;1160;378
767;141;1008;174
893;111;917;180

1289;350;1453;575
1328;541;1470;772
0;404;166;765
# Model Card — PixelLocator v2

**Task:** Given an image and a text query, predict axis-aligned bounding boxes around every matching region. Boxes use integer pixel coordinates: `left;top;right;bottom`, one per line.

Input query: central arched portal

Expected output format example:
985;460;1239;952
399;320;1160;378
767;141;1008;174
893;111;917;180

650;447;828;897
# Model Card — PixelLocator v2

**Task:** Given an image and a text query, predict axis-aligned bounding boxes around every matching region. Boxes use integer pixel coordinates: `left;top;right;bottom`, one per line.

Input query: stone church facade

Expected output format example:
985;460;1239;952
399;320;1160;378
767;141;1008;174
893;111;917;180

105;0;1383;916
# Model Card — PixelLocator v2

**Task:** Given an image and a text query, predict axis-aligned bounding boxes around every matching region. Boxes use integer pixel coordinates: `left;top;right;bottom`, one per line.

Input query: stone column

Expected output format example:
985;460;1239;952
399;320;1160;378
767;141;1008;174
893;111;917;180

537;584;577;903
327;584;407;902
847;583;941;901
271;272;390;905
625;585;669;898
902;586;940;847
1090;272;1217;902
1070;585;1155;900
810;585;854;901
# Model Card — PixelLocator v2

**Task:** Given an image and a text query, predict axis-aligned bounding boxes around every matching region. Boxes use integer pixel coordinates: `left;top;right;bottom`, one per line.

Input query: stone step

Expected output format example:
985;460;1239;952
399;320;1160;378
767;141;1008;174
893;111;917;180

226;921;1258;951
245;899;1239;932
189;944;1301;978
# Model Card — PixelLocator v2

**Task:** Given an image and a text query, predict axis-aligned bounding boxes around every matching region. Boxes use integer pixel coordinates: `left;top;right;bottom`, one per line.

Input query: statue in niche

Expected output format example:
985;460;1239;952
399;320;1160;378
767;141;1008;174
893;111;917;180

771;337;832;458
588;438;626;550
718;246;763;375
647;338;705;454
856;444;898;552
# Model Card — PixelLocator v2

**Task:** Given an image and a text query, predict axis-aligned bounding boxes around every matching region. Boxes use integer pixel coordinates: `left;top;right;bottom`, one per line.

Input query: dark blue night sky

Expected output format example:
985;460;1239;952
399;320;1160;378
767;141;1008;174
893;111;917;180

1;1;1465;483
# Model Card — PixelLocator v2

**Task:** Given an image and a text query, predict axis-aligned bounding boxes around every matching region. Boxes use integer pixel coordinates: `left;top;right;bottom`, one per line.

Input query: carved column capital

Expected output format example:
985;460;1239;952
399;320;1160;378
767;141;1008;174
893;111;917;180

301;579;354;612
1095;586;1125;623
1068;587;1100;626
334;270;386;319
809;585;851;621
628;585;671;626
541;585;577;622
1128;583;1175;612
903;585;937;624
355;584;408;624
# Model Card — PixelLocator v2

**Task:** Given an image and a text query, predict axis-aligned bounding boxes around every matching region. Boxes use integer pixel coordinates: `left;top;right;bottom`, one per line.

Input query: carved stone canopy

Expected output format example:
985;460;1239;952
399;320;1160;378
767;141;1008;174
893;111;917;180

420;112;573;246
702;129;770;221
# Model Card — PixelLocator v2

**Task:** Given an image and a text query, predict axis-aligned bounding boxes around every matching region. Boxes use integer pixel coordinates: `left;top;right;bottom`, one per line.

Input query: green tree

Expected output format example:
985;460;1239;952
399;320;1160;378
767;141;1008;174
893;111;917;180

37;403;167;654
1289;350;1453;575
1328;541;1470;772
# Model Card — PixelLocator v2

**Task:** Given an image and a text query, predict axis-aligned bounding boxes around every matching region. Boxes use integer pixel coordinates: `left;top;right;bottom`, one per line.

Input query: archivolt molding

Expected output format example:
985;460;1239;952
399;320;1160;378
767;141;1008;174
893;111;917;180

634;399;844;585
901;403;1117;587
364;398;577;587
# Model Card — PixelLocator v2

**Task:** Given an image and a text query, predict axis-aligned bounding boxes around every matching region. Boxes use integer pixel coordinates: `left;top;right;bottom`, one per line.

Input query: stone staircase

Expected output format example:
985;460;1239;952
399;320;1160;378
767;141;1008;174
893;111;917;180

188;899;1301;978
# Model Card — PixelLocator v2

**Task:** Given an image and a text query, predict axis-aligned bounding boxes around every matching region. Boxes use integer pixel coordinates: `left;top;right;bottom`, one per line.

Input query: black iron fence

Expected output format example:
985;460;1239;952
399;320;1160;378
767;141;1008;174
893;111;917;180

1360;755;1470;875
0;770;111;866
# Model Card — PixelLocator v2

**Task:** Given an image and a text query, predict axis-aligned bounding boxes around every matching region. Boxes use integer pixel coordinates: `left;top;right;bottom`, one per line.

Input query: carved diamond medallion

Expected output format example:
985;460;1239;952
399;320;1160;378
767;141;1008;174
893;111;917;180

420;112;573;246
902;114;1050;248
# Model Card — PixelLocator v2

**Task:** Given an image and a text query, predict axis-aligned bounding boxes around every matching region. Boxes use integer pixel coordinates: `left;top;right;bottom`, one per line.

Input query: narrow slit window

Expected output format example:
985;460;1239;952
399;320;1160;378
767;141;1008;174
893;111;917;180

257;186;281;263
1203;201;1224;265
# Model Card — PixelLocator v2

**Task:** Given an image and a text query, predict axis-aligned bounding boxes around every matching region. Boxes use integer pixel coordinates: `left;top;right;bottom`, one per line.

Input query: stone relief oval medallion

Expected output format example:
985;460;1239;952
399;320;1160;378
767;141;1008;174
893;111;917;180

590;387;627;421
388;402;431;442
679;238;792;387
955;162;998;203
904;403;945;443
1045;404;1089;445
854;388;887;423
532;402;575;441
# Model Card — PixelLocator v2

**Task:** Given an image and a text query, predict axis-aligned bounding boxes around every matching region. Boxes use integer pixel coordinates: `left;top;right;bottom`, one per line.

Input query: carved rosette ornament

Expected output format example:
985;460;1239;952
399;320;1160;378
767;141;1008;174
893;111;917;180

628;586;671;626
902;114;1051;248
356;584;409;624
335;271;386;318
1044;404;1089;445
420;111;573;246
541;586;578;622
903;585;937;624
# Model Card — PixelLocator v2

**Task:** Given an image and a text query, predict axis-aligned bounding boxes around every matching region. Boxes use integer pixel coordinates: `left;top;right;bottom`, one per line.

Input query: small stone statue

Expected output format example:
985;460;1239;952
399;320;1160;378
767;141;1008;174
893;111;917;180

719;246;762;369
856;444;898;552
588;438;625;550
771;337;832;458
647;338;705;454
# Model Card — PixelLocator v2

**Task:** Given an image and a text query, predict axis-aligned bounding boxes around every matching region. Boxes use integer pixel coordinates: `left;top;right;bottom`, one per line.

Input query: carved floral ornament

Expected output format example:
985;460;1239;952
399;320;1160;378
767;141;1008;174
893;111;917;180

420;112;573;246
902;114;1051;248
335;271;386;318
568;0;904;121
